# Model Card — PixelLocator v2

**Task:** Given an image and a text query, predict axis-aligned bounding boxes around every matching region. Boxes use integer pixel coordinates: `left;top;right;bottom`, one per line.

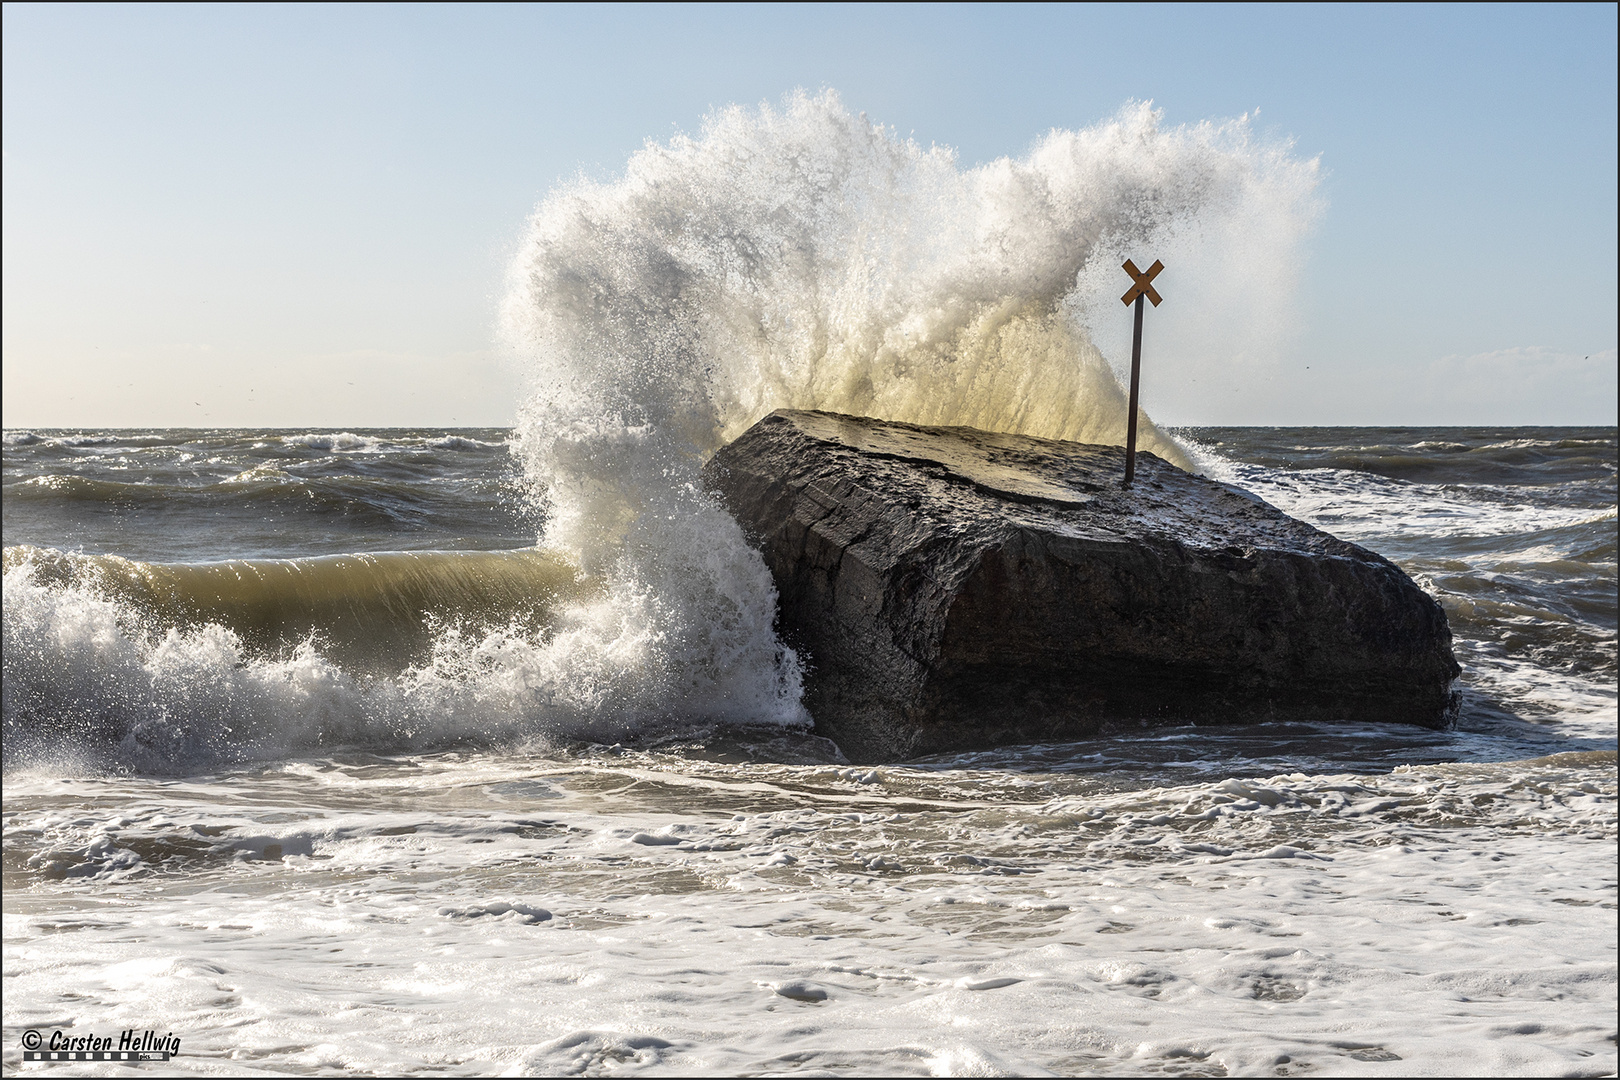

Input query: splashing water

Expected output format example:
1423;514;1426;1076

500;90;1322;734
2;93;1323;766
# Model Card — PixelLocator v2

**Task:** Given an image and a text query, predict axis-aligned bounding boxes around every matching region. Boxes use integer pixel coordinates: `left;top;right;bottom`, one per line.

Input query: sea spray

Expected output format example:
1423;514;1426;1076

3;92;1325;767
501;90;1322;737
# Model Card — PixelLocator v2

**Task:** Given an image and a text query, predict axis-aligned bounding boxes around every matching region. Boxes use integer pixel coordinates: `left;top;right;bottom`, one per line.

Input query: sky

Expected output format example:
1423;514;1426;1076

2;2;1615;428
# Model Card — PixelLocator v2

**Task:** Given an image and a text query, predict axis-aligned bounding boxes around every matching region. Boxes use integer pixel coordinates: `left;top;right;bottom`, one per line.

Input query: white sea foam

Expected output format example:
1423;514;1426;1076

4;749;1613;1074
1;432;132;452
1196;455;1619;545
280;432;382;452
55;434;124;447
426;434;504;450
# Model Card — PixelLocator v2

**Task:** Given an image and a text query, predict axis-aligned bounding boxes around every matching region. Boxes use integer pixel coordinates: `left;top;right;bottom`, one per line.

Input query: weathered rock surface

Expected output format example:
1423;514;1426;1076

702;410;1461;762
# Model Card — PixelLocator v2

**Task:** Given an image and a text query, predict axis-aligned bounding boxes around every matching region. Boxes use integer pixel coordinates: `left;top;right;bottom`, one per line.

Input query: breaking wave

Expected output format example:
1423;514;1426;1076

3;91;1321;769
498;91;1321;739
2;545;775;771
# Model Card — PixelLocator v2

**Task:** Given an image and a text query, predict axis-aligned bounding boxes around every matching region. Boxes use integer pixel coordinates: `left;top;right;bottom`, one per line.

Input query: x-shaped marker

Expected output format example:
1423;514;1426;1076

1121;259;1164;307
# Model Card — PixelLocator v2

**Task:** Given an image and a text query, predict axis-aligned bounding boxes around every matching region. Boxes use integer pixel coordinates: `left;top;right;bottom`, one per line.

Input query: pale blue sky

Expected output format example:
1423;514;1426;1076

3;2;1615;427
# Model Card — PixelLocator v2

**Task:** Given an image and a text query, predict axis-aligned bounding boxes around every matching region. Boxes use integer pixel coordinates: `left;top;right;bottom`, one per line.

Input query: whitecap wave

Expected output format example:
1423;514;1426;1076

1;551;804;772
280;432;383;452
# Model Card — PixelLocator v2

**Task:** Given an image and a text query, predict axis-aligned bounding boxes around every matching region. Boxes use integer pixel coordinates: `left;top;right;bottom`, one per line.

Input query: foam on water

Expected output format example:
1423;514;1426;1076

280;432;383;452
1185;434;1619;756
3;746;1613;1075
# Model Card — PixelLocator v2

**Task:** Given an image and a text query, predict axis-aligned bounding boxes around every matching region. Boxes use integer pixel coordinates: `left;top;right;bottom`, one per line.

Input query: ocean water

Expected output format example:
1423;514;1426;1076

4;94;1616;1075
4;425;1613;1077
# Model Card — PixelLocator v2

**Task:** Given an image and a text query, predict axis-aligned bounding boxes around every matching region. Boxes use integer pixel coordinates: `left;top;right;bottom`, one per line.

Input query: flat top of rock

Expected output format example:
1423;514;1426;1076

742;410;1373;561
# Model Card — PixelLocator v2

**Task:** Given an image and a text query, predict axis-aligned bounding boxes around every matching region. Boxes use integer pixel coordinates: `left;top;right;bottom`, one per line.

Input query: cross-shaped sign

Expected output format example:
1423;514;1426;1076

1119;258;1165;487
1121;259;1164;307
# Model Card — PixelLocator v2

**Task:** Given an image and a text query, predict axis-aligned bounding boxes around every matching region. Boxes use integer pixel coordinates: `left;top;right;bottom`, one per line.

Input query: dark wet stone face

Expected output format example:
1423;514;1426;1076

703;410;1460;762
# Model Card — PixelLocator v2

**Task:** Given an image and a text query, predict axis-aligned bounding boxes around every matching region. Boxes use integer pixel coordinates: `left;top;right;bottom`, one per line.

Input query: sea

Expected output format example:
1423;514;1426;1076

4;424;1614;1077
3;94;1617;1076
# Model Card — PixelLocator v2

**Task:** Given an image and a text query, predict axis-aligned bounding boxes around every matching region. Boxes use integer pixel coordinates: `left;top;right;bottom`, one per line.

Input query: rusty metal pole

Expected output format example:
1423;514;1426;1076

1123;292;1144;487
